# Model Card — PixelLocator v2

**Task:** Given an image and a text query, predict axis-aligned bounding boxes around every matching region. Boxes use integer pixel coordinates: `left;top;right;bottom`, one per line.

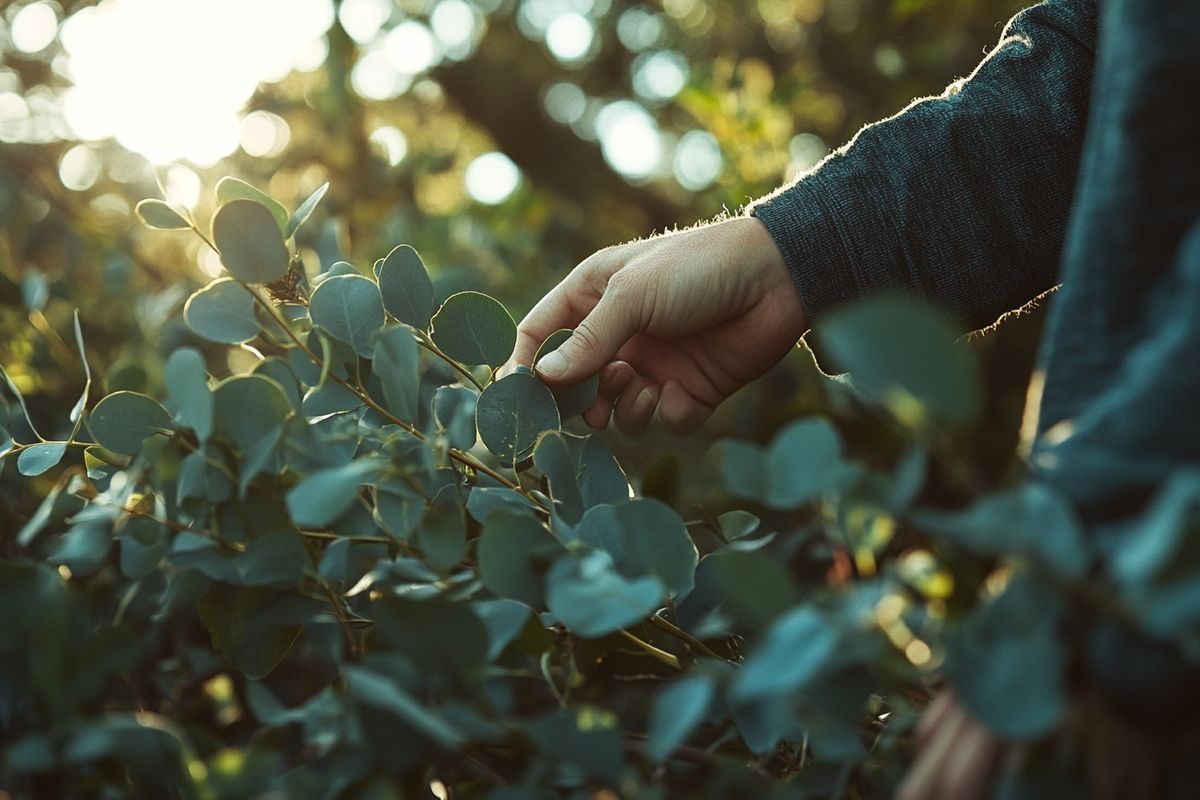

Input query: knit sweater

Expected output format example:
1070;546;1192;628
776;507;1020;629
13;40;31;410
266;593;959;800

751;0;1200;516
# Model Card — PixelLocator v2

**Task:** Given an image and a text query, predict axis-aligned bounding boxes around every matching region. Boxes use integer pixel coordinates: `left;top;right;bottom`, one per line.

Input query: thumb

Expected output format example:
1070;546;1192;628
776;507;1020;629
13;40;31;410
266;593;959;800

535;290;636;384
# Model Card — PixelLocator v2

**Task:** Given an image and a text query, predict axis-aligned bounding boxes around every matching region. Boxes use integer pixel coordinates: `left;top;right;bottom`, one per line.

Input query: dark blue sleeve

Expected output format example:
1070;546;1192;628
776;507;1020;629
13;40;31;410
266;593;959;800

748;0;1098;331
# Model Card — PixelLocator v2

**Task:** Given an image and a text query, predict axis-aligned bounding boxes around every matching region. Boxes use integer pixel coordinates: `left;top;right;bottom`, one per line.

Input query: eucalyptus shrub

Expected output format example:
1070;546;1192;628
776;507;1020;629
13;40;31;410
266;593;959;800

2;180;1198;799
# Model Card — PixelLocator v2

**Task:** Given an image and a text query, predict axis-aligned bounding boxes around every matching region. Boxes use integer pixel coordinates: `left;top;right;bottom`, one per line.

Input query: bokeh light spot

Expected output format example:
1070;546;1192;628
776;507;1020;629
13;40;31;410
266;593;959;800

596;100;662;180
369;126;408;166
385;21;441;75
673;129;722;191
632;50;688;101
11;2;59;54
545;12;594;62
465;151;521;205
58;144;101;191
240;110;291;158
543;82;587;124
338;0;391;43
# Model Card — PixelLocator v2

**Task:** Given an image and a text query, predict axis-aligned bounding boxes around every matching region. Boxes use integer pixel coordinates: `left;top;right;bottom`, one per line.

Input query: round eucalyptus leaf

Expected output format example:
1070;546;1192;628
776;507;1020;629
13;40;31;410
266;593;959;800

183;278;260;344
377;244;435;331
574;499;697;597
535;329;599;419
215;177;289;233
212;375;292;451
730;606;839;701
646;676;716;763
164;347;213;441
373;325;421;422
433;385;477;450
818;294;981;428
17;442;68;476
764;417;843;509
87;391;173;454
478;511;561;608
545;553;664;639
135;199;190;230
476;373;560;462
211;198;290;284
286;459;382;528
309;274;386;358
430;291;517;368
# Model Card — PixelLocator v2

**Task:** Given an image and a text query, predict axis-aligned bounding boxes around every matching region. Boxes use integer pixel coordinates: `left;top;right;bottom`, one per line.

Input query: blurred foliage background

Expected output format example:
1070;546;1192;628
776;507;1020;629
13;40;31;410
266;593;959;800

1;0;1037;534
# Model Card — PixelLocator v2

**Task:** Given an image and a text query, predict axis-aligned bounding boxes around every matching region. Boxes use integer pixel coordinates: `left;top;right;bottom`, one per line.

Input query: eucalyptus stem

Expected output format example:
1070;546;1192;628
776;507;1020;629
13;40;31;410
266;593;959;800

297;529;392;545
416;332;485;391
618;629;682;670
648;614;731;664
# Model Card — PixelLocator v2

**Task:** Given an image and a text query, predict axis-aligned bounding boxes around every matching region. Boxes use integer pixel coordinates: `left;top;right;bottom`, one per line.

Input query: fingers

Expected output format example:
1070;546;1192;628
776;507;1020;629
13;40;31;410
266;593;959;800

896;702;970;800
613;377;659;435
914;690;956;751
898;696;1004;800
505;247;628;378
658;379;714;434
535;280;638;385
582;362;634;430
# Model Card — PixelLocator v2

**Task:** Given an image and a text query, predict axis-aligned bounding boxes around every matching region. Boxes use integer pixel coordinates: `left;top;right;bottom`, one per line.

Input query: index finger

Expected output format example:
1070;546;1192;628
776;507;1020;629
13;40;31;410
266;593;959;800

502;247;624;376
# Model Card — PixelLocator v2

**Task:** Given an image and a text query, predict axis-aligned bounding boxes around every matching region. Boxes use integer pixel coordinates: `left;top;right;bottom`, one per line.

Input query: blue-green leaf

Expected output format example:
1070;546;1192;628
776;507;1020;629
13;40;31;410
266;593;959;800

17;442;67;476
87;391;172;454
286;459;383;528
546;552;664;638
818;294;981;428
573;499;697;597
377;244;435;330
646;676;715;763
430;291;517;368
211;199;290;284
765;417;843;509
731;606;838;701
478;511;561;607
216;177;289;233
476;373;560;462
135;199;190;230
309;274;386;358
285;181;328;240
373;325;420;422
212;375;292;451
183;278;260;344
433;385;478;450
164;348;213;441
535;329;599;419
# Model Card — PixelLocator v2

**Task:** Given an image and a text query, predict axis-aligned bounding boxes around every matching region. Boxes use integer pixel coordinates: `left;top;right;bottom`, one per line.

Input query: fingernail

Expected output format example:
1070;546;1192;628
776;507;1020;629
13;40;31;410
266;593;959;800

536;351;568;379
634;386;656;414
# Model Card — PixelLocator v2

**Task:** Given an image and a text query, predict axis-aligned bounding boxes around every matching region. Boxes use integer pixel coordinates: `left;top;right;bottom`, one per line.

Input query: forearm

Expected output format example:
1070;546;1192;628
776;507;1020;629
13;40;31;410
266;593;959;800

749;0;1098;330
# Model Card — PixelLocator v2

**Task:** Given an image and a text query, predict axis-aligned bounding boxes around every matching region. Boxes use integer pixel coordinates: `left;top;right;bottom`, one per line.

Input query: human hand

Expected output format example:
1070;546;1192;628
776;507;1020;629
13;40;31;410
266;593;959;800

502;216;807;434
896;691;1007;800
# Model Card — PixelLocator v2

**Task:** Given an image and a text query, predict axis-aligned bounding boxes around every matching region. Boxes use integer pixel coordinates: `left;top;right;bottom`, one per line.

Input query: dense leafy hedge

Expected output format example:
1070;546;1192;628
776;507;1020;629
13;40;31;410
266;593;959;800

2;183;1198;799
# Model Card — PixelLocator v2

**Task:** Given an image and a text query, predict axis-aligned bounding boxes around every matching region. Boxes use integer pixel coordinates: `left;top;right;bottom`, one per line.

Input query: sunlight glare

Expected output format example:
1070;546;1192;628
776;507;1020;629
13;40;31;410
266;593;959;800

385;21;441;76
596;100;662;179
338;0;391;44
673;129;722;190
465;152;521;205
164;164;202;208
59;0;334;165
369;126;408;166
240;110;291;158
545;12;594;62
11;2;60;54
431;0;478;57
58;144;101;191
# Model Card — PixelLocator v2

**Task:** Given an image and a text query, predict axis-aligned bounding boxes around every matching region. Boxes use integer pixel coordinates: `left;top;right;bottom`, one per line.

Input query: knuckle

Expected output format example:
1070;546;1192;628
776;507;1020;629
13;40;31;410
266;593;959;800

570;319;603;353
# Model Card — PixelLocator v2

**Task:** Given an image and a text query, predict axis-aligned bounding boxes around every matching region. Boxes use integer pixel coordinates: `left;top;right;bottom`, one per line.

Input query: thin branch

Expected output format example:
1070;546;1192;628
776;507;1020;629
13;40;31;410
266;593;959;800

618;630;682;670
649;614;732;664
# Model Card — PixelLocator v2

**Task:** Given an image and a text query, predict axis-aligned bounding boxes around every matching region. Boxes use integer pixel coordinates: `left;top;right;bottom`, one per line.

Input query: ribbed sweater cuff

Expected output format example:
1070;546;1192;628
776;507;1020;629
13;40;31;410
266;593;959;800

747;177;861;322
